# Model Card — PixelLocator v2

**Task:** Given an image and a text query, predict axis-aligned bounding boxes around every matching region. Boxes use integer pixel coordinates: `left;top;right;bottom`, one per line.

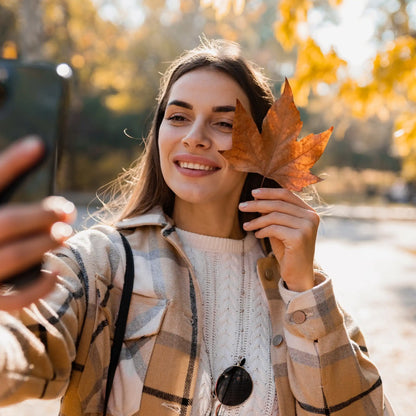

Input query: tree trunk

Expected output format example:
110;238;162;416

19;0;45;61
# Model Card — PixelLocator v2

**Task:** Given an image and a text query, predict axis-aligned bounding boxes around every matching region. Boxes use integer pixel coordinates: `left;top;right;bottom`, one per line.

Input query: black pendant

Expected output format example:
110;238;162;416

215;362;253;407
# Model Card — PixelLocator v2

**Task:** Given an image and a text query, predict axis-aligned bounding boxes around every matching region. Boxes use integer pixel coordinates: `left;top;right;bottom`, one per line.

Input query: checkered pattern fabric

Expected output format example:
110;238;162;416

0;207;395;415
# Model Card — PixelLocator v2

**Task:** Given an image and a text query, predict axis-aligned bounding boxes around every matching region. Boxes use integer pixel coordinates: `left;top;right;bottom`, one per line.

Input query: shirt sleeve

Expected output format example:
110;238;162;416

278;270;395;415
0;248;86;405
0;225;121;406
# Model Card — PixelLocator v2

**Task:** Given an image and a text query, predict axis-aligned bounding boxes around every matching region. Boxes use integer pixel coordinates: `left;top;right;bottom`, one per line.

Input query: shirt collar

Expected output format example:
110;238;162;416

115;205;270;256
115;206;173;230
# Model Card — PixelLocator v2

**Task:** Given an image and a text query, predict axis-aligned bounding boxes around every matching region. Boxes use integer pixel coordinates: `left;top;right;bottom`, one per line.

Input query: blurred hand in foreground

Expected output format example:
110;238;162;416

0;137;76;311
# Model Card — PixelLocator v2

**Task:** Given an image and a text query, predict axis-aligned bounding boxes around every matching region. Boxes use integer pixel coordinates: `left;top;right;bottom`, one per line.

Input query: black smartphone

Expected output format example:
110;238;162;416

0;59;71;203
0;59;71;288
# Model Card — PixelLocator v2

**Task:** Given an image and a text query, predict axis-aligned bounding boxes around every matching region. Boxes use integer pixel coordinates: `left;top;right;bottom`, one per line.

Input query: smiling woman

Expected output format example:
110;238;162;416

158;68;249;238
0;38;395;416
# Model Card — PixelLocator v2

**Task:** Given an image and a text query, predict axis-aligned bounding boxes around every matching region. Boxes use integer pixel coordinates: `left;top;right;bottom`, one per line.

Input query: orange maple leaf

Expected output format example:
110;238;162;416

221;78;333;192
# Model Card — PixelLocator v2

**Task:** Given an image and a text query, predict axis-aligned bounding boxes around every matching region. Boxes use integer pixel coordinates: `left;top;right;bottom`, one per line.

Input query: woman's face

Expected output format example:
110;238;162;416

158;68;250;210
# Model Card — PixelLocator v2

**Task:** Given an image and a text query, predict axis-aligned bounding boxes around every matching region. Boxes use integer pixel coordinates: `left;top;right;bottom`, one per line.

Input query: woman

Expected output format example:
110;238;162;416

0;39;394;415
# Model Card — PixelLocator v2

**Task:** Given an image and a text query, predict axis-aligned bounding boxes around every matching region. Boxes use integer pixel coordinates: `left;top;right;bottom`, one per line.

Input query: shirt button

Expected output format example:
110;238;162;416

264;269;274;281
291;310;307;324
272;334;284;346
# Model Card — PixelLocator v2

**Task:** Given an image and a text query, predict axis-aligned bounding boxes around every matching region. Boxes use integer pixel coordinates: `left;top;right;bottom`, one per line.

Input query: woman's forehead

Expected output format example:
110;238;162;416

167;68;250;109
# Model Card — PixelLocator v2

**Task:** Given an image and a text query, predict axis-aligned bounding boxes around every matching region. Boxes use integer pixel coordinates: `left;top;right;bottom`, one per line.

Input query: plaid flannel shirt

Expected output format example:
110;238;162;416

0;207;395;415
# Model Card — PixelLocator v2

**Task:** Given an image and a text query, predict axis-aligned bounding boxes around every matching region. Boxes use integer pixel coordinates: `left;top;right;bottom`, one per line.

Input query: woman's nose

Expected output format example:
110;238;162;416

182;122;211;149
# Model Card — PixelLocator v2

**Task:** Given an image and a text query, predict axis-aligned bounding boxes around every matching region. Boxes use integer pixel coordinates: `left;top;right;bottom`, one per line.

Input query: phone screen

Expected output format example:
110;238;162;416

0;59;71;202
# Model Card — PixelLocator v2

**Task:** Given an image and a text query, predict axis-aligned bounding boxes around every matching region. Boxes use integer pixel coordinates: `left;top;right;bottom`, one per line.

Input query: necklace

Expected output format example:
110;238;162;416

234;237;246;365
174;229;277;416
204;238;253;415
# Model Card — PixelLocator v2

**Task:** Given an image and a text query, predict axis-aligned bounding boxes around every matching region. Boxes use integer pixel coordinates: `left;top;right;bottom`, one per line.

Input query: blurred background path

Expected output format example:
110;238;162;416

316;211;416;415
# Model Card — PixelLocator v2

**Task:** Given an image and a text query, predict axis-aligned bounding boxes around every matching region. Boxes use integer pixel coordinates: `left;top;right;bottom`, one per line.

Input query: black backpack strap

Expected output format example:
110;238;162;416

103;232;135;416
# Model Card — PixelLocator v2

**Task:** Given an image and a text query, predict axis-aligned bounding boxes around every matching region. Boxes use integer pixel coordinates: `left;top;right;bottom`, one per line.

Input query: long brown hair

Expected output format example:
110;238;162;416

99;38;278;225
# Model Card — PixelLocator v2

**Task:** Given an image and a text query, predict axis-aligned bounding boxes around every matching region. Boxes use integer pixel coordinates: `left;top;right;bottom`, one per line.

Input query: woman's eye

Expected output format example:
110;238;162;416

167;114;187;122
216;121;233;131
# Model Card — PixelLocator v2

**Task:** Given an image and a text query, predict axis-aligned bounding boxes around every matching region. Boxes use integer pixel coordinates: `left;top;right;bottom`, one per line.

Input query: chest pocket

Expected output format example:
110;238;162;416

77;277;168;416
108;293;169;416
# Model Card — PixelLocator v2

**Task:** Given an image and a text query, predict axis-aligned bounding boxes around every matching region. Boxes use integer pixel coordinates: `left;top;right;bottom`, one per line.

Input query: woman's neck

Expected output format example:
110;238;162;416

172;199;244;239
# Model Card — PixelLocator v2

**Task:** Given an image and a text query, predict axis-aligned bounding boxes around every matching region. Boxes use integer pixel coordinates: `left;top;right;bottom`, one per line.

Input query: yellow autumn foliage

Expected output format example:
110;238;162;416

203;0;416;179
394;113;416;180
1;41;18;59
105;92;137;113
289;38;346;106
338;36;416;177
201;0;245;19
401;155;416;181
179;0;197;14
372;36;416;105
274;0;311;51
3;0;414;179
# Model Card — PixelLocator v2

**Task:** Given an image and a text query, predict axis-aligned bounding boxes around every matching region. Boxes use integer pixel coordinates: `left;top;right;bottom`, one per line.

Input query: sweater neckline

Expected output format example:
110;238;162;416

175;228;258;254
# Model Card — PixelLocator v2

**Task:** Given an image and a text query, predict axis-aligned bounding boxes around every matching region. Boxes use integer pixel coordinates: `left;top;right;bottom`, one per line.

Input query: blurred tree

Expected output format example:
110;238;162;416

0;4;17;57
1;0;414;191
202;0;416;180
19;0;45;61
0;0;45;61
0;0;145;190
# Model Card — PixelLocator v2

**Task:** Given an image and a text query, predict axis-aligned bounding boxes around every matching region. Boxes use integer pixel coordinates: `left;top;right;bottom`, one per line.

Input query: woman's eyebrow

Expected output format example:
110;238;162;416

167;100;193;109
213;105;236;113
167;101;236;113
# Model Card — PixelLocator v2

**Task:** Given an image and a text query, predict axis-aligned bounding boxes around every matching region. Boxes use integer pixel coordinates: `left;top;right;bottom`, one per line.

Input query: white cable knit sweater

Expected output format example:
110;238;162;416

176;229;278;416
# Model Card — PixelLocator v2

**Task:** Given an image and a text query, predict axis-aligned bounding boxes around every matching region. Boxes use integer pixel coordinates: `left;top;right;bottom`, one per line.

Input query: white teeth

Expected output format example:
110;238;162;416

178;161;215;171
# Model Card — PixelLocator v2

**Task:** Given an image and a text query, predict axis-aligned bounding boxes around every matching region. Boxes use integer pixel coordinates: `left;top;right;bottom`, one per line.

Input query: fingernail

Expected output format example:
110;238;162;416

43;196;75;216
252;189;260;195
60;200;76;216
239;202;248;209
50;222;73;242
20;136;43;152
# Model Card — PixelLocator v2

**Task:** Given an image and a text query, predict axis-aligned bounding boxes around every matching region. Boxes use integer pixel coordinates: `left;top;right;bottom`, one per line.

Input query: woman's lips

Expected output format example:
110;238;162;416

177;161;216;171
174;155;220;176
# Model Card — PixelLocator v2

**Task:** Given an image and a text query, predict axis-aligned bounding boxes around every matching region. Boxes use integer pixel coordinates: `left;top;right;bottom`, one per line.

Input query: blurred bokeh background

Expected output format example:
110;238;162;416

1;0;416;203
0;0;415;414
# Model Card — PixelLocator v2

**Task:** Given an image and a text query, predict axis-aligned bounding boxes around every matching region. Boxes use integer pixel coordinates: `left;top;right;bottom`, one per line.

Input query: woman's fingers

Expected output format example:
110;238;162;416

239;187;319;251
0;222;73;280
240;188;316;218
0;195;75;286
0;197;75;244
239;188;320;228
0;270;58;311
0;136;45;191
252;188;313;210
239;187;318;292
239;186;319;248
242;210;318;233
0;139;76;309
